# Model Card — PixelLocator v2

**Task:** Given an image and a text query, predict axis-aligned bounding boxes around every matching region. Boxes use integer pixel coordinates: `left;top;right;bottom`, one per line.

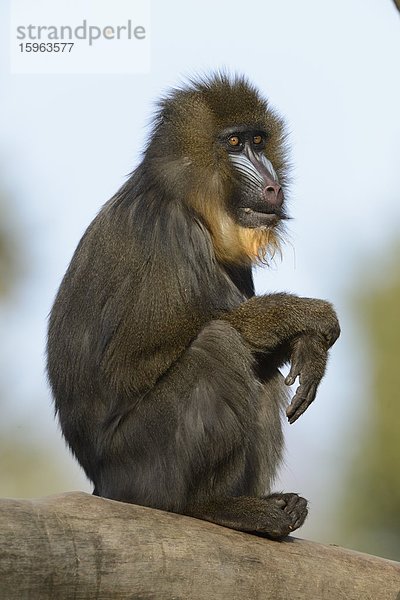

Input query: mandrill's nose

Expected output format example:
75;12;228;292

263;184;284;208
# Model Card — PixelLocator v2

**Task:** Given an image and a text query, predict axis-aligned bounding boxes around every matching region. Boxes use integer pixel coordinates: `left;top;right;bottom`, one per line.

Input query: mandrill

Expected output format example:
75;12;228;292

47;73;340;538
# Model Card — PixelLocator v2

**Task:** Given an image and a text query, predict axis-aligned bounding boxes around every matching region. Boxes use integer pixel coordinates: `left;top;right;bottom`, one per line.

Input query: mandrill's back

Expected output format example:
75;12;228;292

46;182;247;481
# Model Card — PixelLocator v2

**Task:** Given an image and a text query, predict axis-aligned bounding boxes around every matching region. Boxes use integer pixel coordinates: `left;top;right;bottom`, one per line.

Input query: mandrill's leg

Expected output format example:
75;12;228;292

93;320;309;537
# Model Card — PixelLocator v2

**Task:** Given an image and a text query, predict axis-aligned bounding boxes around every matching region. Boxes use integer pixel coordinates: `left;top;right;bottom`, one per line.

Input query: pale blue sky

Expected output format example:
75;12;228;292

0;0;399;541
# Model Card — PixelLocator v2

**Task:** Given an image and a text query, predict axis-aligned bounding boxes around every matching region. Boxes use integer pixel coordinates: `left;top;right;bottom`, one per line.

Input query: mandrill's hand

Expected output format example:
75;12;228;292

285;333;330;424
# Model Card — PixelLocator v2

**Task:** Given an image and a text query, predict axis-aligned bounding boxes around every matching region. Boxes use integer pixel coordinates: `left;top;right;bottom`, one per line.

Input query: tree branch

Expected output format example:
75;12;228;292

0;492;399;599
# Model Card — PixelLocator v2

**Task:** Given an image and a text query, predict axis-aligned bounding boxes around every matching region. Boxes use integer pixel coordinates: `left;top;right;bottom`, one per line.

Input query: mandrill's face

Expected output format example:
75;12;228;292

219;125;286;230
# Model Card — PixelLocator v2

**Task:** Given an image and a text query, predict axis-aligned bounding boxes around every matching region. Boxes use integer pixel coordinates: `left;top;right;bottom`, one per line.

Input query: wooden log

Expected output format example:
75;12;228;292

0;492;399;599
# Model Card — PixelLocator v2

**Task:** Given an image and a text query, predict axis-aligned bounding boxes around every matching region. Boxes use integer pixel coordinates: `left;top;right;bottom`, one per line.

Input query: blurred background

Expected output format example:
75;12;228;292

0;0;399;561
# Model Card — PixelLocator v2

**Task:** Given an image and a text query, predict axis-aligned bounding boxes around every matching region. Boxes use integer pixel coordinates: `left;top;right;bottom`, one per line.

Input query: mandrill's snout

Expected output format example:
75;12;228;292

263;183;284;208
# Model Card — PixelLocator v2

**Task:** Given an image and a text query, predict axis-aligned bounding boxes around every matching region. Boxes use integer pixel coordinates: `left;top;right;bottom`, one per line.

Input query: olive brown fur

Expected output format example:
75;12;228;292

47;73;340;538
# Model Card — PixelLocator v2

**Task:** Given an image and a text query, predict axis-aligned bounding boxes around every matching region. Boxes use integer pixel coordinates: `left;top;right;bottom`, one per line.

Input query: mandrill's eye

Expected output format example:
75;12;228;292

253;135;263;145
228;135;241;147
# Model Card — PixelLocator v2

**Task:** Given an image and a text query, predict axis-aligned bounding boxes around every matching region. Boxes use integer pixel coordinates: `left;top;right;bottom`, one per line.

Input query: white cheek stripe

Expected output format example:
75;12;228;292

229;153;264;187
229;153;279;186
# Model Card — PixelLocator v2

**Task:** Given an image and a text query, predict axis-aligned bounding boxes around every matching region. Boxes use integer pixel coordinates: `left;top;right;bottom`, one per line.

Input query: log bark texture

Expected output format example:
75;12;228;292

0;492;399;599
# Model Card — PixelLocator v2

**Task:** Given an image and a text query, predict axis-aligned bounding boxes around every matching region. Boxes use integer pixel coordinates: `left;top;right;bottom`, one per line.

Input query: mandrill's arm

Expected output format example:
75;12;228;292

221;292;340;423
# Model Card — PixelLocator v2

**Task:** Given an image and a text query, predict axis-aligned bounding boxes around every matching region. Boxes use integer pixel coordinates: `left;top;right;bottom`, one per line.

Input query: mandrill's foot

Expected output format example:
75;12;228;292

259;492;308;539
185;492;308;539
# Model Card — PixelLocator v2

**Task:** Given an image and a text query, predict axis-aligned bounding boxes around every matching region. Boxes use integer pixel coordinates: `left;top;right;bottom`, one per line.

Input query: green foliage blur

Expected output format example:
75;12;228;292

340;246;400;561
0;194;19;299
0;188;86;498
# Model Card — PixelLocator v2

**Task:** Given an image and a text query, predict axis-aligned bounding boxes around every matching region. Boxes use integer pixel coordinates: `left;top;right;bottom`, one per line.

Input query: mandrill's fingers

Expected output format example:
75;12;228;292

285;333;328;423
286;380;318;424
